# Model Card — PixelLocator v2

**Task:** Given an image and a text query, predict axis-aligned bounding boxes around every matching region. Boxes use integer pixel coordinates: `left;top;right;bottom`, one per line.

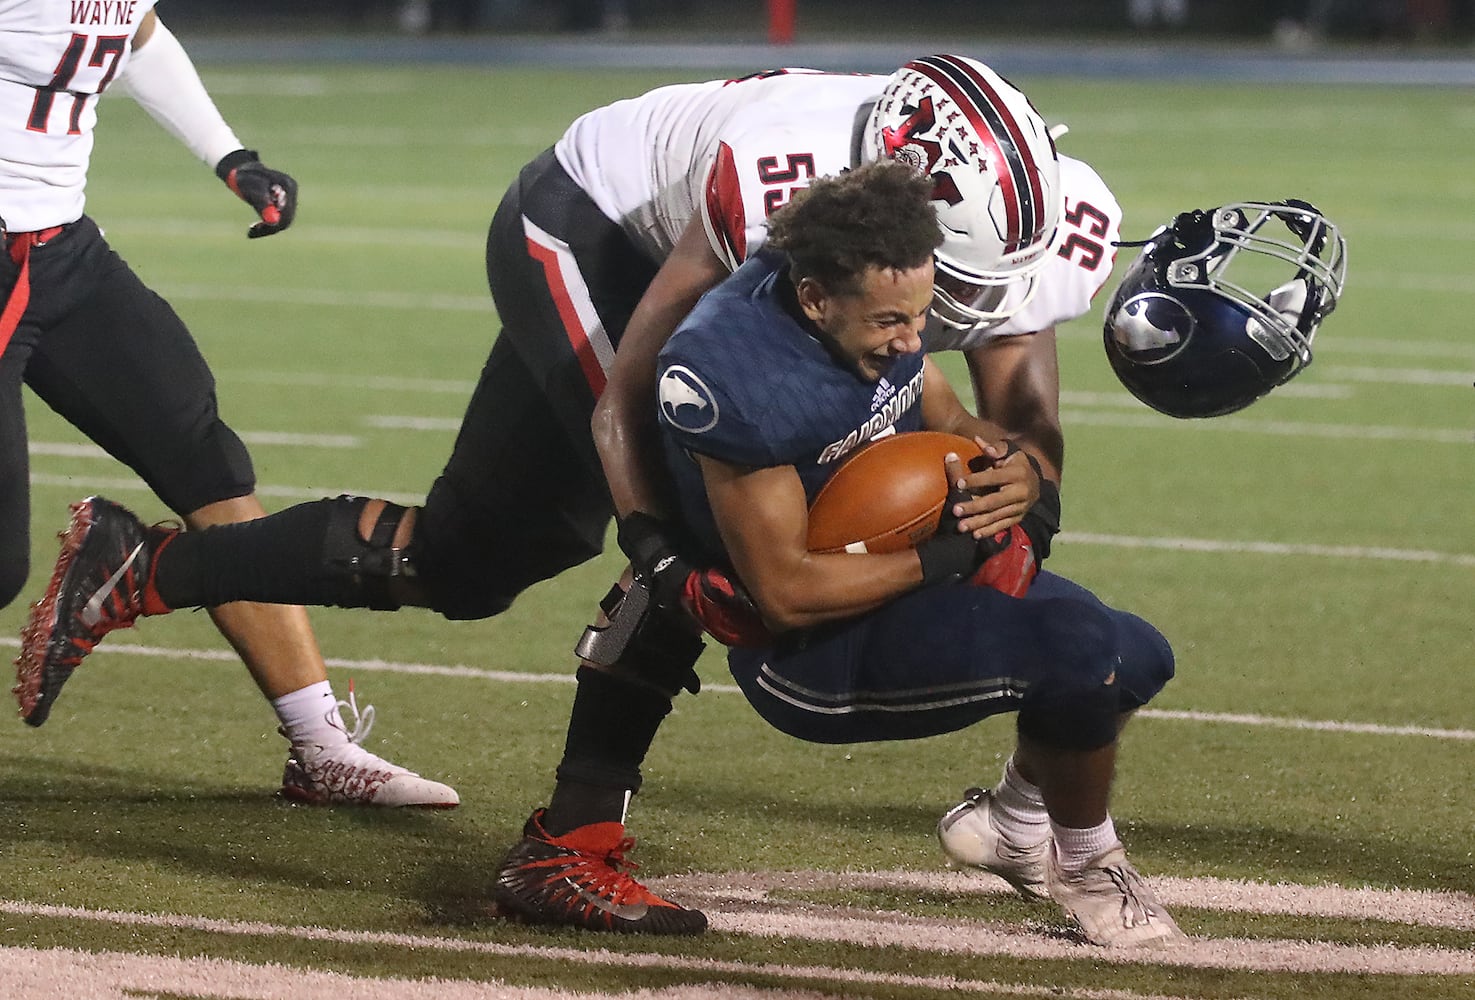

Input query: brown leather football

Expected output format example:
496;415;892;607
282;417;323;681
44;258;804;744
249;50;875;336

807;431;984;554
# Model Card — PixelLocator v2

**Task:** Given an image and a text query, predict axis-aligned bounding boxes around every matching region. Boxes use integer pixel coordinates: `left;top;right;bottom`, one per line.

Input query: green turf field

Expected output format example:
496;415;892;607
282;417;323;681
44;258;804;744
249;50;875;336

1;61;1471;999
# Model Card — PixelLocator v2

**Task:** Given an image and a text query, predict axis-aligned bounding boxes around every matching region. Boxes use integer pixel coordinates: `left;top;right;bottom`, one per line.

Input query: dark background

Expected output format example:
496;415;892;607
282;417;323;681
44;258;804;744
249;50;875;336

162;1;1475;43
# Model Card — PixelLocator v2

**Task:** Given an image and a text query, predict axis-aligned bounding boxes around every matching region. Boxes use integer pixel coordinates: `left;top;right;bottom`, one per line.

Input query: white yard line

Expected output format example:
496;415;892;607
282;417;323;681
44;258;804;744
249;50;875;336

1061;409;1473;444
0;945;598;1000
24;464;1475;564
30;432;361;456
1061;386;1355;405
2;874;1473;982
655;869;1475;932
1328;336;1475;362
362;415;465;431
157;283;493;313
1060;531;1475;568
25;473;426;508
1317;364;1473;387
0;943;1254;1000
1;636;1472;743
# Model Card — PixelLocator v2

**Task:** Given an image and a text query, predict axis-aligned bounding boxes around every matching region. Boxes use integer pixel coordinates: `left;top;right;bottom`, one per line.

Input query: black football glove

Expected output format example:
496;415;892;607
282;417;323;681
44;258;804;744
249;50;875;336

915;482;985;586
1020;475;1061;563
618;512;772;646
617;512;697;610
215;148;298;239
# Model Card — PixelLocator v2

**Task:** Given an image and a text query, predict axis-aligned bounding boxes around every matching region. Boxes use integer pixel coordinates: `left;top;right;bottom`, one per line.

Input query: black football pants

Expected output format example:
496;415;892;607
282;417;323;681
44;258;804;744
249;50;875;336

0;217;253;608
411;149;660;619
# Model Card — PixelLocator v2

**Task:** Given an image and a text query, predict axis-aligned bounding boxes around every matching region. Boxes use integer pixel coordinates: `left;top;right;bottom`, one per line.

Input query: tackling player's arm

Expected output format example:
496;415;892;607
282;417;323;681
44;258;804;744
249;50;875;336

594;216;731;520
121;13;297;238
133;9;158;44
963;328;1064;485
698;456;926;633
919;356;1042;541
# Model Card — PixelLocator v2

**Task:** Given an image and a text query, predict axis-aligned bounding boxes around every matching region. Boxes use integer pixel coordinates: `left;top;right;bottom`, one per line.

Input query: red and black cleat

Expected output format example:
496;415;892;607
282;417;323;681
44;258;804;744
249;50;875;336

493;809;707;935
14;496;175;727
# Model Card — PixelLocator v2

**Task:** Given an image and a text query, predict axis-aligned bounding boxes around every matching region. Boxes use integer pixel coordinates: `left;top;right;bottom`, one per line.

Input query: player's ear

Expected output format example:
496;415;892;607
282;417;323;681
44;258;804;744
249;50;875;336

795;276;829;324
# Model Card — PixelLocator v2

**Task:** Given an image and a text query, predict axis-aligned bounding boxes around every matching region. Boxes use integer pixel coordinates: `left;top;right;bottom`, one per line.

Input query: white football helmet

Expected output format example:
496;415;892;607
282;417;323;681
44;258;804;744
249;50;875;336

862;54;1064;334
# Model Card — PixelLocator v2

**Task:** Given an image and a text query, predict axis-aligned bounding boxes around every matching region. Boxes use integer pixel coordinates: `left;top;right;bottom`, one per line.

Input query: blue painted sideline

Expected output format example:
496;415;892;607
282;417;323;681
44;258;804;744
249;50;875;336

183;35;1475;85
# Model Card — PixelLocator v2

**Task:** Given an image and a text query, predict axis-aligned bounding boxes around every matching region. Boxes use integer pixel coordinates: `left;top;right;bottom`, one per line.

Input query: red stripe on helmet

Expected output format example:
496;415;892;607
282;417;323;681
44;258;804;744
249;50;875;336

905;56;1045;255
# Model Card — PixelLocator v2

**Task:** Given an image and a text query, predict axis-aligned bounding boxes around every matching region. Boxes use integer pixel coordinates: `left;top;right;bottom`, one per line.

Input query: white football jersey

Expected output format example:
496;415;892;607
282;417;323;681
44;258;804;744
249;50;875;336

553;69;1122;346
557;70;881;267
0;0;156;231
923;156;1122;350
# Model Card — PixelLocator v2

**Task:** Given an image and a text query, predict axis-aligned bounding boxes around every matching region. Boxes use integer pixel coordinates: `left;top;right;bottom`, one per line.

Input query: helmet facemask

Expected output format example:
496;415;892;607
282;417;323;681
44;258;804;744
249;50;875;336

929;261;1041;333
1103;198;1348;418
1155;200;1347;376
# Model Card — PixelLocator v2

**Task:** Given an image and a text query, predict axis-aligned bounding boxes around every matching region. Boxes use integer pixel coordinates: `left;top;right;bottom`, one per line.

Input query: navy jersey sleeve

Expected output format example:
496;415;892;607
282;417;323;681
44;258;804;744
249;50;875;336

657;354;782;469
657;251;798;469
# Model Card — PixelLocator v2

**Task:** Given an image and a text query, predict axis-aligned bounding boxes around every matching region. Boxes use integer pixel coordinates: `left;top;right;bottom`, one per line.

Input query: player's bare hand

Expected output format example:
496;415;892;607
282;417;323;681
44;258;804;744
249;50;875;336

946;438;1041;539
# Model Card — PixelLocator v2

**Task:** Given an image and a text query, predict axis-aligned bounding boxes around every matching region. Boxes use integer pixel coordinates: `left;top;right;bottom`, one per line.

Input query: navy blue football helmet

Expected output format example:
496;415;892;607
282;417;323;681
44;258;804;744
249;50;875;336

1103;199;1347;418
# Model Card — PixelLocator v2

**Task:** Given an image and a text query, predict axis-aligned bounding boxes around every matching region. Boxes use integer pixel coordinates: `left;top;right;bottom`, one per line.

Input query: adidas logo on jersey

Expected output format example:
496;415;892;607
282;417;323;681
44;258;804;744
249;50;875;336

870;377;897;412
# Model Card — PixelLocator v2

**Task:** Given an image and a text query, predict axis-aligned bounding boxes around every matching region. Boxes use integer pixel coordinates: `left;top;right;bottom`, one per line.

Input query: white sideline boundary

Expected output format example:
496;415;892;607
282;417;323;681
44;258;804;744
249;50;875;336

1;635;1472;743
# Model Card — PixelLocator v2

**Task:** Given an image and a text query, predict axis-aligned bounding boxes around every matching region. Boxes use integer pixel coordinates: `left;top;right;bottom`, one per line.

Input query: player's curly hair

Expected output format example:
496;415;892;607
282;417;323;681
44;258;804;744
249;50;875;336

765;160;942;294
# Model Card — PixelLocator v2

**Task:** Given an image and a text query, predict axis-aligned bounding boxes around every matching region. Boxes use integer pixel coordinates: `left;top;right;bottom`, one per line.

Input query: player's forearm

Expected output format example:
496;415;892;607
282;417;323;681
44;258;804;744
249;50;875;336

593;395;671;519
595;227;728;518
705;460;927;632
743;550;924;632
963;335;1064;483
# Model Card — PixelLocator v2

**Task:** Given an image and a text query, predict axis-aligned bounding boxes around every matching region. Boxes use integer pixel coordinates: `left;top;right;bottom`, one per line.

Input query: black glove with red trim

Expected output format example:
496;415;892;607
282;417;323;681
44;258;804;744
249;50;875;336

968;475;1060;597
915;482;986;586
969;524;1039;597
215;149;298;239
618;512;772;647
681;566;773;647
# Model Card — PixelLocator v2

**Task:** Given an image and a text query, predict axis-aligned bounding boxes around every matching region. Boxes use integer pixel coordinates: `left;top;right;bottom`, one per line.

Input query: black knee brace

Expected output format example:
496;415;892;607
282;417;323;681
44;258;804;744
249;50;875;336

575;576;705;697
321;496;418;611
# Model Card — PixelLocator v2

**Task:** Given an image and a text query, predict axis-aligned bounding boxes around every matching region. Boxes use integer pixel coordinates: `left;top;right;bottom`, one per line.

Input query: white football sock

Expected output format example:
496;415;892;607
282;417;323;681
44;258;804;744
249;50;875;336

272;680;350;747
1050;815;1120;873
989;757;1050;846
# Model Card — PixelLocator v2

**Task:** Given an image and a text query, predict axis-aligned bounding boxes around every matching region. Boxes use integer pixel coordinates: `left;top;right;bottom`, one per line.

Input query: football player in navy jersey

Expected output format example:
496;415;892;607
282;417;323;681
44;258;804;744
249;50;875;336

20;56;1152;928
0;5;455;806
648;162;1182;946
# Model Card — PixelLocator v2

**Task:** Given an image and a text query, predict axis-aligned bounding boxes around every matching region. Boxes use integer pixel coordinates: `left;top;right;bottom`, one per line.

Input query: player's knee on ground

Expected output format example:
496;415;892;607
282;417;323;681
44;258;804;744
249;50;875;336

1016;599;1120;752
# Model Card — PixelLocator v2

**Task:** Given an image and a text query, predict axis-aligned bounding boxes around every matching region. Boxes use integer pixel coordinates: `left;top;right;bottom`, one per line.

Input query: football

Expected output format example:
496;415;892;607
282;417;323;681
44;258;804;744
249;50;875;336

807;431;985;554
